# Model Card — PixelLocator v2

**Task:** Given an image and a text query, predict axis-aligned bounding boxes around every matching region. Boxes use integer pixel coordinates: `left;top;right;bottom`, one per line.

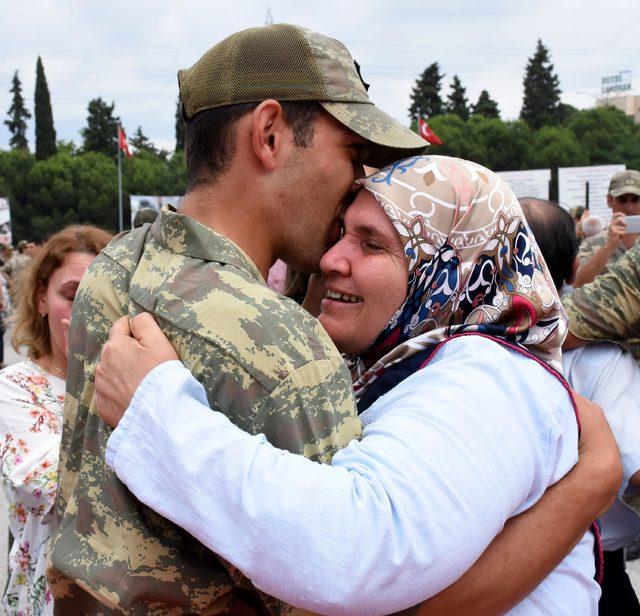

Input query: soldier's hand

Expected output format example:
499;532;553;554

574;393;622;517
96;314;178;428
607;212;626;247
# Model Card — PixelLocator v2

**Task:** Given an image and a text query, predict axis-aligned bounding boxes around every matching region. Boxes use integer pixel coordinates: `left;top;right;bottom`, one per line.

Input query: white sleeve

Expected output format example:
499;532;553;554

107;339;566;615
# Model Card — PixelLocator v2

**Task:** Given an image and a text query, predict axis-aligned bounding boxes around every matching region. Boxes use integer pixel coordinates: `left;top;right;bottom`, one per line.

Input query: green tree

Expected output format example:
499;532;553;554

526;126;587;169
34;56;57;160
445;75;469;120
568;106;640;169
472;90;500;119
520;40;562;129
4;71;31;150
175;97;185;150
129;126;158;155
81;98;119;156
409;62;444;122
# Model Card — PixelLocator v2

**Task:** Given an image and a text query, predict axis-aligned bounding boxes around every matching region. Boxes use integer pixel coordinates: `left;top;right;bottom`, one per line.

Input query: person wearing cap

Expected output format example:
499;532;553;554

573;170;640;288
46;24;427;613
132;206;159;228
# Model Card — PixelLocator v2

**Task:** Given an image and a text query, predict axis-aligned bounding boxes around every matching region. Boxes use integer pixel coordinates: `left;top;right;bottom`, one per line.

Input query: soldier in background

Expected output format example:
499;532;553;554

564;239;640;361
574;170;640;287
47;23;427;613
132;206;159;228
2;240;33;296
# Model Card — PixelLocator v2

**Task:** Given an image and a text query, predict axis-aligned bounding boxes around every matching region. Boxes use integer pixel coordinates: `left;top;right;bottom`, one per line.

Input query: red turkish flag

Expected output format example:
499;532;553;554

418;117;443;146
118;126;133;157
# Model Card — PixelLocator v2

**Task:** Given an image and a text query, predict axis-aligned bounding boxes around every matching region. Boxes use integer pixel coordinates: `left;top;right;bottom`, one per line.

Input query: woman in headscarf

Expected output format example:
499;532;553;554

97;156;610;615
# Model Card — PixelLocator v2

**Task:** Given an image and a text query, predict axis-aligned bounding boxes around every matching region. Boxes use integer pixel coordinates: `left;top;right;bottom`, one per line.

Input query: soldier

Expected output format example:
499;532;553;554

564;239;640;361
573;170;640;287
47;24;427;613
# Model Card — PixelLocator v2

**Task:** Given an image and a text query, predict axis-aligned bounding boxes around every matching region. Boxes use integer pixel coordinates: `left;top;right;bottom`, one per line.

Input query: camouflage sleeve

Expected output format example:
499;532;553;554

564;241;640;343
250;357;362;463
577;236;596;266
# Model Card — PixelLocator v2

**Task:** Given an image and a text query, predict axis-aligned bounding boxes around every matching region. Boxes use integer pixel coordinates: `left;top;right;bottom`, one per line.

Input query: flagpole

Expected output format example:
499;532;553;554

117;122;123;232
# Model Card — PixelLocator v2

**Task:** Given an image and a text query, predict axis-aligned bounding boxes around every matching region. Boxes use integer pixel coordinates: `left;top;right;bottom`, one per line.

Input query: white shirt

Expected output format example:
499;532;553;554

107;335;599;615
0;360;64;616
563;344;640;551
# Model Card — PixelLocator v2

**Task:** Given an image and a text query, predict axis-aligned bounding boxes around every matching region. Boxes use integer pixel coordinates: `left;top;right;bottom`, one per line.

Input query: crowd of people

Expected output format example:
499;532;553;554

0;22;638;616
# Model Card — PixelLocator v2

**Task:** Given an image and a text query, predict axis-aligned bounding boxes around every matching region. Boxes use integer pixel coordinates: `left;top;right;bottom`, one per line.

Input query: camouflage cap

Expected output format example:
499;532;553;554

178;24;428;167
609;170;640;197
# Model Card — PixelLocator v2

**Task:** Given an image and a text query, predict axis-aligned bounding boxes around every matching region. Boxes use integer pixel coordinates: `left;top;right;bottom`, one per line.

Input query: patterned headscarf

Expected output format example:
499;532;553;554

350;155;567;401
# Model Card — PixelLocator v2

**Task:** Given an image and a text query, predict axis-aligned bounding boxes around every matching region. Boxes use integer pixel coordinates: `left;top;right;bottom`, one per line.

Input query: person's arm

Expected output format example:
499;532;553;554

100;331;595;615
563;240;640;344
419;393;620;616
573;214;626;288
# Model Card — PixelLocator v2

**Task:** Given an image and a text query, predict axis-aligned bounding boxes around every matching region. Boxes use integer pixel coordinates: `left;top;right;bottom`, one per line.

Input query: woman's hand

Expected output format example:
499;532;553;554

95;313;178;428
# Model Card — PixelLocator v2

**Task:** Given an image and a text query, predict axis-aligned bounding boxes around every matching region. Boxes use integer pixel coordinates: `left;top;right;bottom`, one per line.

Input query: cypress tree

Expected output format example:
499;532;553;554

130;126;159;155
175;97;185;150
445;75;470;120
4;71;31;150
34;56;57;159
520;40;562;129
81;98;119;156
472;90;500;119
409;62;444;122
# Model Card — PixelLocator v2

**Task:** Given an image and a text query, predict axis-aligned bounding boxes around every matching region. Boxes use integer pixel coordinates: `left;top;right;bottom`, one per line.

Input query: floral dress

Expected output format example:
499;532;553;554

0;360;64;615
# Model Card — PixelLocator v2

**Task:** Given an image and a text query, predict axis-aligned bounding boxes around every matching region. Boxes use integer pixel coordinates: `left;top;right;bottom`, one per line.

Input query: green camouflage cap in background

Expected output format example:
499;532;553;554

178;23;428;167
609;169;640;197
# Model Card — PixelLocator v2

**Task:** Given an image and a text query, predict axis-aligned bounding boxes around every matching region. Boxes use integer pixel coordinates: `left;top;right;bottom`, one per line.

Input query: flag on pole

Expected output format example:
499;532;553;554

118;126;133;157
418;117;443;146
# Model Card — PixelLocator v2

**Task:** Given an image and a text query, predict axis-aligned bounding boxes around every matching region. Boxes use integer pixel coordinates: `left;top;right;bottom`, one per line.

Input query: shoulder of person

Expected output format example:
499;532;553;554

396;336;572;425
579;230;607;252
128;247;341;369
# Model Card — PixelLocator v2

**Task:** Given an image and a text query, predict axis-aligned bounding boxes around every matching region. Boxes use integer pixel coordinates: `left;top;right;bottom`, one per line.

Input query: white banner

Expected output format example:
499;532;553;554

497;169;551;200
130;195;183;227
0;198;12;245
558;164;626;222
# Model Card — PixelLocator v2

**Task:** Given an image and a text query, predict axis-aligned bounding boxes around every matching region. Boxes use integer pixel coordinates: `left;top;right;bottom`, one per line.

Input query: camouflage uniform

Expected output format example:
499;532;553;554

577;230;626;268
563;239;640;362
48;207;361;614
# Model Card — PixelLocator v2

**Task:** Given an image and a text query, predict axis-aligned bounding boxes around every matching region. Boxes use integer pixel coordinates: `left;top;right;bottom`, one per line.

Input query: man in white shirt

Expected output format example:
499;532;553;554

521;197;640;614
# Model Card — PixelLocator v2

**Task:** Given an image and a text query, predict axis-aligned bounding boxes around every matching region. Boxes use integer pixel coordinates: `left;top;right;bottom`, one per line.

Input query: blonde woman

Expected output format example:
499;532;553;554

0;226;111;615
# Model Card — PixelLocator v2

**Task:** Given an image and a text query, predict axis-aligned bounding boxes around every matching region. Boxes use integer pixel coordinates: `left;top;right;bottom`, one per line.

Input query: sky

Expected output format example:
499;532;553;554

1;0;639;152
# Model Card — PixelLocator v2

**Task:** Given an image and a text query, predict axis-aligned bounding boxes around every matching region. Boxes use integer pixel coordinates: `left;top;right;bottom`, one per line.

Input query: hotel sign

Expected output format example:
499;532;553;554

601;71;632;94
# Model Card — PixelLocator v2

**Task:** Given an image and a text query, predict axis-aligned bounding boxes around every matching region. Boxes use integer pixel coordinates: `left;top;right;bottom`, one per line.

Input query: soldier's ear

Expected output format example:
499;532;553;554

250;100;289;172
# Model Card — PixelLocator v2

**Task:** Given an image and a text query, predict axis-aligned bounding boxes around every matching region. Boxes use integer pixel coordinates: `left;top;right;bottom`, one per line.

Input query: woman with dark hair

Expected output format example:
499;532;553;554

0;225;111;615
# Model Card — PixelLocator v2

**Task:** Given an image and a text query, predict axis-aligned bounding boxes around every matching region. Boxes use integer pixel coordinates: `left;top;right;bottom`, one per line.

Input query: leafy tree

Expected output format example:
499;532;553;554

34;56;57;160
526;126;587;169
81;98;119;156
409;62;444;122
445;75;469;120
568;106;640;169
472;90;500;119
4;71;31;150
520;40;562;129
175;97;185;150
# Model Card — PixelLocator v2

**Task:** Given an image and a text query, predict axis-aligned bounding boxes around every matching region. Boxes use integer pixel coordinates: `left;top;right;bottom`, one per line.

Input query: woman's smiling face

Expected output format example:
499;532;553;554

318;190;408;355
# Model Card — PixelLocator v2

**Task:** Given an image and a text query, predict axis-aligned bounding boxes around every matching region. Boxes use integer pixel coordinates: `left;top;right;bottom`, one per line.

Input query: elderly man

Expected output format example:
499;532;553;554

47;24;428;613
574;170;640;287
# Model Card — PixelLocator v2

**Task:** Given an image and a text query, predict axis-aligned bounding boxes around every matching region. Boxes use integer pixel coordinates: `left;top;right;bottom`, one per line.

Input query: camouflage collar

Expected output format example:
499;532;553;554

150;207;264;282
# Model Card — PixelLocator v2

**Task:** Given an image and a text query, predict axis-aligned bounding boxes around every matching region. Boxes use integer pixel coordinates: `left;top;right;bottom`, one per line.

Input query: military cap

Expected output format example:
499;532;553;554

609;170;640;197
178;24;428;167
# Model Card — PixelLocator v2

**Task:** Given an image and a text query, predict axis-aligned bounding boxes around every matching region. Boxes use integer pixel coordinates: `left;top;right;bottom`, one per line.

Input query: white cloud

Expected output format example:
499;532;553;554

1;0;639;150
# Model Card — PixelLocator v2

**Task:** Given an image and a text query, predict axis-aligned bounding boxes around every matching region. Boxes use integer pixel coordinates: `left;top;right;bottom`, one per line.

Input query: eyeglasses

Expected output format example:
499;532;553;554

616;195;640;204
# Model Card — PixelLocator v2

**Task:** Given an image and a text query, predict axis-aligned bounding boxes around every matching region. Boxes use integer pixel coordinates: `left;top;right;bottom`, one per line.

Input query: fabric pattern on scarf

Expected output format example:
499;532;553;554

350;155;566;400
